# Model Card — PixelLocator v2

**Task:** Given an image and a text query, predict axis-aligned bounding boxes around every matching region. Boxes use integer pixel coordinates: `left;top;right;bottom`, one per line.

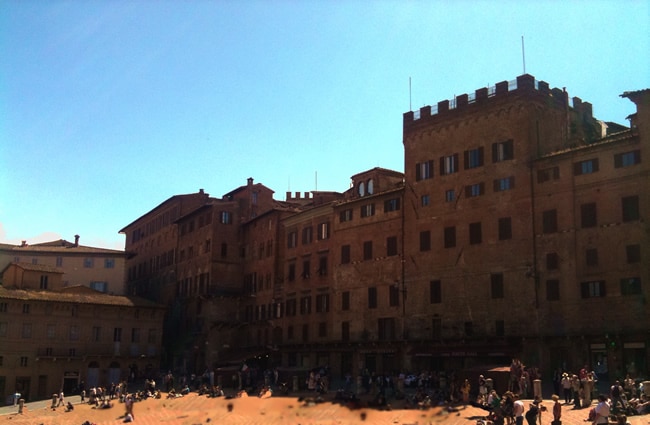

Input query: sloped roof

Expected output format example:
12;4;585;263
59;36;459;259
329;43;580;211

1;262;63;274
1;240;124;255
0;285;164;309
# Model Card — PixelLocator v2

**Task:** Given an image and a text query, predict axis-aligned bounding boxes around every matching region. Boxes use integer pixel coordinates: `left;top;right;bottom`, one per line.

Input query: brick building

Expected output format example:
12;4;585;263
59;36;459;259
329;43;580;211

122;75;648;384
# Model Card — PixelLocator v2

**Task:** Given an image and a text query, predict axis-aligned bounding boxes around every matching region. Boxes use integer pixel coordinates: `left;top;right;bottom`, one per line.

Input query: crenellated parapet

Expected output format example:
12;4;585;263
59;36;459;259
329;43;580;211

403;74;573;130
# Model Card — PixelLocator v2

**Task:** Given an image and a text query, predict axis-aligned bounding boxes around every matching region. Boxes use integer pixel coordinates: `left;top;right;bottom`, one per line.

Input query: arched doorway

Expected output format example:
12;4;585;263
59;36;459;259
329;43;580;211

108;361;121;385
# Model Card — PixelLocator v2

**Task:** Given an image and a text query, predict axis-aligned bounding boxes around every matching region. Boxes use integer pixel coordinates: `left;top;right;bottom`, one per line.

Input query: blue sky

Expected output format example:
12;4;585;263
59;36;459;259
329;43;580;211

1;0;648;250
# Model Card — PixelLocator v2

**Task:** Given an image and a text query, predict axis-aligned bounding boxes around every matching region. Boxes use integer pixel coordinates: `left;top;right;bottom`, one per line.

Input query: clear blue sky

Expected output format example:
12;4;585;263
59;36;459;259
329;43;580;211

1;1;648;250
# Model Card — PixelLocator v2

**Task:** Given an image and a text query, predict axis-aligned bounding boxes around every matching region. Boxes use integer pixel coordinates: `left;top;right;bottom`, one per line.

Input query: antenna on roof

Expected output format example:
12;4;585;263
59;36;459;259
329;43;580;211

521;35;526;74
409;77;412;111
315;171;318;192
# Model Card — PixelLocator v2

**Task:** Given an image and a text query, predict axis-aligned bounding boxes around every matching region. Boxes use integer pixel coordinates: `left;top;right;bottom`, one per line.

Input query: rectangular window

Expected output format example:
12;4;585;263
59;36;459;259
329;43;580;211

0;303;6;313
302;260;310;279
342;291;350;311
0;322;7;337
581;203;597;228
318;322;327;338
421;194;430;206
494;177;515;192
614;150;641;168
581;281;606;298
205;239;211;253
546;252;559;270
302;227;313;245
40;275;48;290
220;211;232;224
498;217;512;240
430;280;441;304
495;320;505;337
386;236;398;256
622;195;640;222
444;226;456;248
287;231;297;248
432;317;442;339
469;222;482;245
389;285;399;307
131;328;140;343
317;222;330;240
585;248;599;266
341;322;350;342
440;154;459;175
378;318;396;341
341;245;351;264
287;263;296;282
574;158;599;175
363;241;373;260
83;258;94;268
69;325;79;341
300;296;312;315
464;147;484;169
92;326;101;342
384;198;401;212
537;166;560;183
490;273;504;299
285;299;297;317
318;256;328;276
360;204;375;218
419;230;431;251
316;294;329;313
465;183;485;197
287;325;294;340
626;244;641;263
445;190;455;202
56;256;63;267
302;324;309;342
104;258;115;268
20;357;28;367
47;324;56;339
22;323;32;338
492;139;514;162
368;287;377;309
542;209;558;233
22;304;30;314
114;327;122;342
415;160;434;181
620;277;641;295
90;281;108;293
339;209;353;222
546;279;560;301
220;243;228;258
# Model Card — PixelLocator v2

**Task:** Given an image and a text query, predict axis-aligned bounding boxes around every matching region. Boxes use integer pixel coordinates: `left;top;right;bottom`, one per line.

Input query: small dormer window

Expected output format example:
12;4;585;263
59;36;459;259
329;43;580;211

358;181;365;197
367;179;374;195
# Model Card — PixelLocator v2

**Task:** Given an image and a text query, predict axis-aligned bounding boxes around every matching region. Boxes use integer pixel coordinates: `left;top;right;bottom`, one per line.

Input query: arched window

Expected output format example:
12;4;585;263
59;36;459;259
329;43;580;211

367;179;374;195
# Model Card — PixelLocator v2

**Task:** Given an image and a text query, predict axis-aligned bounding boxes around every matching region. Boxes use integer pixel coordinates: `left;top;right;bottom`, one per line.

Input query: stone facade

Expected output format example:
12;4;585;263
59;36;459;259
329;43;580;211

0;285;165;403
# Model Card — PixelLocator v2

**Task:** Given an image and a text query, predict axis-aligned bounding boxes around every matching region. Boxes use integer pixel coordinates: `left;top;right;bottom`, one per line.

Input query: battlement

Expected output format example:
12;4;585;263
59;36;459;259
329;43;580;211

403;74;591;128
286;191;313;201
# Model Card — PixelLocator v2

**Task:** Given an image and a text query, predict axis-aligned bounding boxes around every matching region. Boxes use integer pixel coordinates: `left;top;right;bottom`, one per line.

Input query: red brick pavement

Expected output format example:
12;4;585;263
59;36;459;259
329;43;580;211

2;393;649;425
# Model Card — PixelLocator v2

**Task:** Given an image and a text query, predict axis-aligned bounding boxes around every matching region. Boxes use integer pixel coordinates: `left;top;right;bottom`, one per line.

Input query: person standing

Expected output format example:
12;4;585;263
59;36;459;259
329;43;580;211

561;373;572;404
56;389;65;407
552;394;562;425
461;379;471;406
513;394;525;425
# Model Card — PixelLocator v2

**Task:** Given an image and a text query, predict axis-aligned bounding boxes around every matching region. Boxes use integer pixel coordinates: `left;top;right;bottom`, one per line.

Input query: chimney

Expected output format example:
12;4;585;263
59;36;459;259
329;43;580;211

247;177;254;187
74;235;79;247
21;240;27;247
199;188;204;194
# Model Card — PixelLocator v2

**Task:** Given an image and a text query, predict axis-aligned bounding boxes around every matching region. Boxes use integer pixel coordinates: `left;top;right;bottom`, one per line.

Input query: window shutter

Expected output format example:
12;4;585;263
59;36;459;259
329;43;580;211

415;163;421;181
